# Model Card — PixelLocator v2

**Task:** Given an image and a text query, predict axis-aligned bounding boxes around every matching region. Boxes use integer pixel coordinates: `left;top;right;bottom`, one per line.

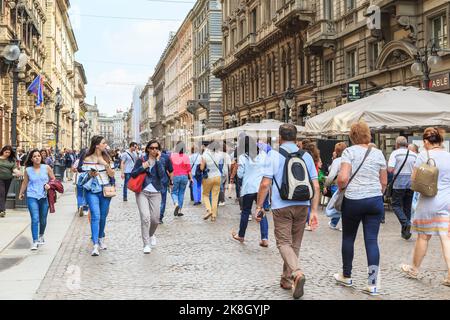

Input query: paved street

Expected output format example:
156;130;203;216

31;180;450;300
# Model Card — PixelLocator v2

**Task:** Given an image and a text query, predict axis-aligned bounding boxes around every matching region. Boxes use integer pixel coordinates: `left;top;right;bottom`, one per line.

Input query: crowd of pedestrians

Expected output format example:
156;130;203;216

2;121;449;300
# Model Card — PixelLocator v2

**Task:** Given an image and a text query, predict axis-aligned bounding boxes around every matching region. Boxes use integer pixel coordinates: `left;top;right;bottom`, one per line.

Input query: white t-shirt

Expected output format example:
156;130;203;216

388;148;417;189
202;150;223;179
341;146;387;200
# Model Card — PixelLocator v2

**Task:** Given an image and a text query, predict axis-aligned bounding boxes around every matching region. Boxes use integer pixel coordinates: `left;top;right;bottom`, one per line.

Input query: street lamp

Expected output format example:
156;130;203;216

279;87;295;123
70;109;77;150
410;41;450;90
1;39;28;151
53;88;64;181
79;119;85;149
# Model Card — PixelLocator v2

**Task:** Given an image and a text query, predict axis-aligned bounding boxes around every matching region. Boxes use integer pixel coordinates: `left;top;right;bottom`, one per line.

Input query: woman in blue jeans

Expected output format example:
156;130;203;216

19;149;55;251
81;136;116;256
335;121;387;296
232;136;269;247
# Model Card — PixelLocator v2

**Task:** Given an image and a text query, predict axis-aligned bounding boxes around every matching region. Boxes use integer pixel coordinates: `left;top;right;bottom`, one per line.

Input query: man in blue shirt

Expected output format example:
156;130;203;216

255;124;320;300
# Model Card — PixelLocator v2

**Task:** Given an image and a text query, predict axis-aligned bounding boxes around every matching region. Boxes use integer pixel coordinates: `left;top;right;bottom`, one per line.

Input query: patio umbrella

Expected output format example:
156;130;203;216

305;86;450;135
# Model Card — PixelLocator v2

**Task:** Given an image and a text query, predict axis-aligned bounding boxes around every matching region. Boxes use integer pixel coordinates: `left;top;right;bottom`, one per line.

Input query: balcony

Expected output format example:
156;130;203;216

275;0;315;29
212;58;224;77
256;22;278;45
234;33;256;59
306;20;337;52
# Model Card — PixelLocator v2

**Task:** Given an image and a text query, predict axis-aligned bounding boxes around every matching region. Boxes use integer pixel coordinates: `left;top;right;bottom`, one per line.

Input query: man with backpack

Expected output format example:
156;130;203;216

255;124;320;299
120;142;138;202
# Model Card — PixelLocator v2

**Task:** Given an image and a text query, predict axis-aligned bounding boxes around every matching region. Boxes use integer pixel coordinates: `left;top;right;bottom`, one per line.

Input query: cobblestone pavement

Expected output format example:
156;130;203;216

35;181;450;300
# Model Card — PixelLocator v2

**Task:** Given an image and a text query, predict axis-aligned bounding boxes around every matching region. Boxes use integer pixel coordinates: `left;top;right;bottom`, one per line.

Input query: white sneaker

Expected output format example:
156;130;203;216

99;238;107;250
328;221;342;231
334;273;353;287
150;236;157;247
363;285;380;296
248;215;252;221
30;242;39;251
38;236;45;245
219;202;226;207
91;244;100;256
143;245;152;254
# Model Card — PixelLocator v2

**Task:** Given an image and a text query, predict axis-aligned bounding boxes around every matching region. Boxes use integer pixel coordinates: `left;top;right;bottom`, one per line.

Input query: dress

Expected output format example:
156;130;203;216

412;149;450;235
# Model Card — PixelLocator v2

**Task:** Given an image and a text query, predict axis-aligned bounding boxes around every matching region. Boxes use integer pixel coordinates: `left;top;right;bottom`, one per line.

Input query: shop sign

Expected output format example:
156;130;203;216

347;83;361;101
422;73;450;91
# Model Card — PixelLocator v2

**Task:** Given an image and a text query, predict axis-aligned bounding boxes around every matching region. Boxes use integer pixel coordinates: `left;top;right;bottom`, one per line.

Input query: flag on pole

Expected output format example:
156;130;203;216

27;75;44;107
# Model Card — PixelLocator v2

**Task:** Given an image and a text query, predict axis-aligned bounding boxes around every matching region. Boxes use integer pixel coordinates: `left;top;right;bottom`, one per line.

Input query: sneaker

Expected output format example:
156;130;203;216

91;244;100;256
150;236;157;247
177;212;184;217
401;225;412;240
328;221;342;231
99;238;107;250
248;215;252;221
292;273;306;299
143;245;152;254
363;285;380;296
30;242;39;251
123;199;128;202
334;273;353;287
305;225;312;231
218;202;226;207
159;219;164;224
0;211;5;218
38;236;45;246
174;205;180;216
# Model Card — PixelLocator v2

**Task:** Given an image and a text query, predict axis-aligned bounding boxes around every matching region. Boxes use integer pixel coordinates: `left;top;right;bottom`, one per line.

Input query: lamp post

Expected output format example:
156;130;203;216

279;87;295;123
53;88;64;181
70;109;77;150
1;39;28;151
410;41;450;90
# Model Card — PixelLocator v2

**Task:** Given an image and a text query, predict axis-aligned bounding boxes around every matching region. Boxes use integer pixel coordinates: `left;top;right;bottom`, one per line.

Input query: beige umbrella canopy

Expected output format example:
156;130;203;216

305;86;450;135
196;120;306;141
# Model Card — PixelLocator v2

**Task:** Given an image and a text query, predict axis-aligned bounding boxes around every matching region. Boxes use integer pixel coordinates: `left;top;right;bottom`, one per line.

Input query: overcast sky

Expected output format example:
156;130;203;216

69;0;193;116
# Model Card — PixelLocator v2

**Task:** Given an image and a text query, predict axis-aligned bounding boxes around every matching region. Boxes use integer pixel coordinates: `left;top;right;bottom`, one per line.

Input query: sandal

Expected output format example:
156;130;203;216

231;231;244;243
400;264;419;279
442;278;450;287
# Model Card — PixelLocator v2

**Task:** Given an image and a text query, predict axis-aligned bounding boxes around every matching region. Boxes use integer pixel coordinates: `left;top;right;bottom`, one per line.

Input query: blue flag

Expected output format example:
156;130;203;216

27;75;44;107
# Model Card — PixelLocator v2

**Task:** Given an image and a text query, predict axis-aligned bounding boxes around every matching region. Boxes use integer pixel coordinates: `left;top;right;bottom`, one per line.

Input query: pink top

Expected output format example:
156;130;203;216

170;153;191;177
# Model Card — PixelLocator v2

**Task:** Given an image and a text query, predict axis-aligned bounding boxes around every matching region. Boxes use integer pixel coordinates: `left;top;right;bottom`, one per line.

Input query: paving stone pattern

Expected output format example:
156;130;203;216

35;182;450;300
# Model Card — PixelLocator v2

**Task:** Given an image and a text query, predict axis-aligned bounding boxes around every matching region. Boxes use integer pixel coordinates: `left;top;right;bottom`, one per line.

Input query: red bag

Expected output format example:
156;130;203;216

127;173;146;193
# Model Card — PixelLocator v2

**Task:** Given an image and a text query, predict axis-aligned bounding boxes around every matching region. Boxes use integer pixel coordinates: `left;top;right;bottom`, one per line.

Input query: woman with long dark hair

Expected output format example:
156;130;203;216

0;146;20;218
131;140;165;254
40;149;54;169
81;136;115;256
18;149;55;250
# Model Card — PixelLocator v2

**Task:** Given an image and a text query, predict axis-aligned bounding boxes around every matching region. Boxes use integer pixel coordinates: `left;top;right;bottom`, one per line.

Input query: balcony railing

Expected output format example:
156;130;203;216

306;20;337;48
234;33;256;58
275;0;315;28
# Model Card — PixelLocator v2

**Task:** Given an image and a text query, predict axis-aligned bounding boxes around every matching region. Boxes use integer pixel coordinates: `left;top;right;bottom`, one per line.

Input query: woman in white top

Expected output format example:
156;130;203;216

81;136;115;256
324;142;348;230
200;140;223;222
231;135;269;247
401;128;450;286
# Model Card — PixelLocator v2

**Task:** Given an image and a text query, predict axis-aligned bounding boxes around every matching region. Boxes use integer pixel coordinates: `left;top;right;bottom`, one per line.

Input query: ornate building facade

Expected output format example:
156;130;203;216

74;61;87;150
139;78;154;143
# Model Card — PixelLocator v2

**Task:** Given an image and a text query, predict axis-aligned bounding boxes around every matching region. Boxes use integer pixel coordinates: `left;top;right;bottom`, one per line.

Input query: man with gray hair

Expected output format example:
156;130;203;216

388;136;418;240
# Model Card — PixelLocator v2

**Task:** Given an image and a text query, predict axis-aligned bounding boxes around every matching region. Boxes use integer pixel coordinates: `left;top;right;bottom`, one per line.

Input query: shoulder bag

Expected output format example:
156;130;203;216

128;158;146;193
385;149;410;198
97;165;117;198
329;147;372;212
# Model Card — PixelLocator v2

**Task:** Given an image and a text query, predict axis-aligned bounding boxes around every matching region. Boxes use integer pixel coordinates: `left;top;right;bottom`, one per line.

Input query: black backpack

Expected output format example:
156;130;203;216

273;148;315;201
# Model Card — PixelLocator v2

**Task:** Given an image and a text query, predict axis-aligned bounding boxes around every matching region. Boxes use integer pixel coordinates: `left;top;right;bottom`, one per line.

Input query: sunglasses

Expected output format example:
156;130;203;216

149;147;159;150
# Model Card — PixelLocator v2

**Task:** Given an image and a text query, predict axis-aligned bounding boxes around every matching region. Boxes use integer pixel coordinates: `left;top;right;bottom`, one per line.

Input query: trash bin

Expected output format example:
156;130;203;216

53;158;65;182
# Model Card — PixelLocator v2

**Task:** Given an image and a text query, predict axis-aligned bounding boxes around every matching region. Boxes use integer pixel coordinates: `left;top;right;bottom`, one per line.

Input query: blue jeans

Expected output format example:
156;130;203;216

341;196;384;284
263;195;270;210
123;173;131;200
193;177;202;203
239;193;269;240
160;185;168;220
86;189;112;245
330;185;340;227
76;184;88;210
171;175;189;209
27;197;49;242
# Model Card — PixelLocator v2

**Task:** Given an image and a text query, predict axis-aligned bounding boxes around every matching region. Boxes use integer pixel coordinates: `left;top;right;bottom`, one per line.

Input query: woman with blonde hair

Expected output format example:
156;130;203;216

401;128;450;286
334;121;387;295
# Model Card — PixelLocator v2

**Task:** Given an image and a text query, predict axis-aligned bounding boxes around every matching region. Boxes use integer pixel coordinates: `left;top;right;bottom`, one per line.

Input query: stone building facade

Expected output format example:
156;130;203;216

74;61;87;150
140;78;154;143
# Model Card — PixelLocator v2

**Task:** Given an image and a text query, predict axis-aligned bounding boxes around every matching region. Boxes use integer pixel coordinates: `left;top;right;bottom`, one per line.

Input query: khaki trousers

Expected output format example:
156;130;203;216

272;205;309;284
136;191;161;246
202;176;221;218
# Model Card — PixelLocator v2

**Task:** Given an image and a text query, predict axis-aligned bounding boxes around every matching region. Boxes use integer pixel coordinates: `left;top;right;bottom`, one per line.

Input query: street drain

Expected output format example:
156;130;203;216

0;257;24;272
9;236;31;249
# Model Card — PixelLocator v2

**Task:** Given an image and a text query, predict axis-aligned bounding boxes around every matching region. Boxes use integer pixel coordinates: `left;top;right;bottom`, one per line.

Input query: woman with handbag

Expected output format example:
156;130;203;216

81;136;116;257
401;128;450;286
334;121;387;295
200;141;223;222
18;149;56;250
323;142;348;231
0;146;22;218
130;140;165;254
